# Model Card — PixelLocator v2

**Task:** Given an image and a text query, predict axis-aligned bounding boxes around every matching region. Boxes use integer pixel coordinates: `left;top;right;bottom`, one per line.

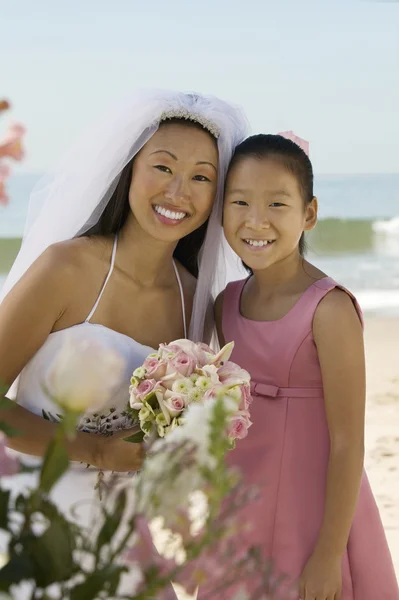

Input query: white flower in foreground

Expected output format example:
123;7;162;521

135;398;223;524
46;335;126;413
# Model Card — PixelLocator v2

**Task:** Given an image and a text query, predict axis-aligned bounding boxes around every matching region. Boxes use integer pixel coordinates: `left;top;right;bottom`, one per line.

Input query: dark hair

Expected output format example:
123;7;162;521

229;134;314;267
81;118;217;278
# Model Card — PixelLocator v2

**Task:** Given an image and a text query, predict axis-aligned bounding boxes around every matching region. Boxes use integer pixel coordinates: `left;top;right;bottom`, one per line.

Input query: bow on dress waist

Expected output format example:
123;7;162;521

250;381;323;399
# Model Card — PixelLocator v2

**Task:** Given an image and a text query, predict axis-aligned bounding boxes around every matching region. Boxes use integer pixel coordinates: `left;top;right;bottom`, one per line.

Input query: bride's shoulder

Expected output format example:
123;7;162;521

38;235;110;283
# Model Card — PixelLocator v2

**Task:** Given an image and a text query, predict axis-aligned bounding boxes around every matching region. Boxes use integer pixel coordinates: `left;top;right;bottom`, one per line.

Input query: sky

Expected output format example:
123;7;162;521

1;0;399;175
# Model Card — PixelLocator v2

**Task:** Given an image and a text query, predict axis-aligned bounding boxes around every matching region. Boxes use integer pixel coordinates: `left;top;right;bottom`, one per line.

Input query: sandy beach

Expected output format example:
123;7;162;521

363;316;399;576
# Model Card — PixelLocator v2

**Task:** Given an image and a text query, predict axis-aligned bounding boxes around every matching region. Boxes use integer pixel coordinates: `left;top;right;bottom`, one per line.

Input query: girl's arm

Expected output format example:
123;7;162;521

312;287;365;558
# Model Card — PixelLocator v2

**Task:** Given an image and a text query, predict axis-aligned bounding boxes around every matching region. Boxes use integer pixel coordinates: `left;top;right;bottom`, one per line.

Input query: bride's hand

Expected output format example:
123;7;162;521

90;427;145;472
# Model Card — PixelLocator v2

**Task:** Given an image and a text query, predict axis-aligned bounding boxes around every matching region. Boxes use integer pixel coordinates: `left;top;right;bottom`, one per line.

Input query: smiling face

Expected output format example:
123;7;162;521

127;121;219;244
223;156;317;272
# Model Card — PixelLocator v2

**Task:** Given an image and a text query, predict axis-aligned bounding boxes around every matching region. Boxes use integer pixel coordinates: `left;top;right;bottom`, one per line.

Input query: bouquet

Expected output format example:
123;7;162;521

128;339;253;444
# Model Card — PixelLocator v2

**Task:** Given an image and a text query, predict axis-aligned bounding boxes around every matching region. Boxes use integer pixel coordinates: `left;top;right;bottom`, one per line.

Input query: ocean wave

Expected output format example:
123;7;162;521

1;217;399;273
372;216;399;235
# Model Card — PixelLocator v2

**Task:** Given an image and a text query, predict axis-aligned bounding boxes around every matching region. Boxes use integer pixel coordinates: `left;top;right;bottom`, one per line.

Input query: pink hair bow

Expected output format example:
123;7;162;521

277;130;309;156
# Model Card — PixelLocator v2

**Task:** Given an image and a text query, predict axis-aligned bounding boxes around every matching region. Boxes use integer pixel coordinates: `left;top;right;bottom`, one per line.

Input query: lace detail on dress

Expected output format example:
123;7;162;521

42;407;138;436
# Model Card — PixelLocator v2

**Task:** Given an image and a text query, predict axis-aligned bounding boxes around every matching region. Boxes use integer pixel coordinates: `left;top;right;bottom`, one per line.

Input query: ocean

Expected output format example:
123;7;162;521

1;173;399;315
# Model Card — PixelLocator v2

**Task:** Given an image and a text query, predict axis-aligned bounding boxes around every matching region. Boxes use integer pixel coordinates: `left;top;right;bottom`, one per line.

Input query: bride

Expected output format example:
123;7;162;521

0;91;248;521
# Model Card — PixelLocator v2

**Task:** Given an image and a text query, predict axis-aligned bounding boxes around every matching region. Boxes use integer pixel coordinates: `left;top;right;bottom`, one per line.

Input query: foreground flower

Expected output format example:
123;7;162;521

227;411;252;440
0;124;26;161
0;434;19;476
0;164;11;206
0;100;10;113
46;335;126;413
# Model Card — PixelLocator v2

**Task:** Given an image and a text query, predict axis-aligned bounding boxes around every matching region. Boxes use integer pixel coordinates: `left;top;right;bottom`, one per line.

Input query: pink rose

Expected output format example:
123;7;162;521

197;342;215;355
238;383;252;411
227;411;252;440
218;361;250;386
130;379;158;409
163;339;208;367
136;379;157;400
0;435;20;476
202;385;225;402
164;393;186;417
143;356;167;380
170;351;195;377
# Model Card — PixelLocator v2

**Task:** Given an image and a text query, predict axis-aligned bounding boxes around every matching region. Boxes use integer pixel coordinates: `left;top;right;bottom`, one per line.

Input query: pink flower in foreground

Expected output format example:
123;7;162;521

0;100;10;113
122;516;177;597
0;163;11;206
0;123;26;161
176;521;254;597
227;411;252;440
0;434;20;476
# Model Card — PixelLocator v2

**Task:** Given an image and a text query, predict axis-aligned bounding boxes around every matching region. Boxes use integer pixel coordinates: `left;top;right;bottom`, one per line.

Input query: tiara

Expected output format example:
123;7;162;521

160;109;220;139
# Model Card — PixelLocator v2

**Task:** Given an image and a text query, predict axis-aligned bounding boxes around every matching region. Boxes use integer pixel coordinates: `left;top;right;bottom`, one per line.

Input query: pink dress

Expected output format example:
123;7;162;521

219;276;398;599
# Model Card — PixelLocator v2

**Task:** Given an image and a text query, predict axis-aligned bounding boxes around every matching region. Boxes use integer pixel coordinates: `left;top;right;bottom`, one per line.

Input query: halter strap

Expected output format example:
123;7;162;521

86;235;187;337
85;235;118;323
173;260;187;338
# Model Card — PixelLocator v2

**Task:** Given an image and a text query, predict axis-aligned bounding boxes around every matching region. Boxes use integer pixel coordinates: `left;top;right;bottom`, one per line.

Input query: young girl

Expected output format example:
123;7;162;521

215;135;398;599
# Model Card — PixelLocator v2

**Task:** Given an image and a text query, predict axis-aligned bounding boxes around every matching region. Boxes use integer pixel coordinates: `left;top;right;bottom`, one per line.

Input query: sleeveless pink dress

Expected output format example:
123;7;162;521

219;277;398;599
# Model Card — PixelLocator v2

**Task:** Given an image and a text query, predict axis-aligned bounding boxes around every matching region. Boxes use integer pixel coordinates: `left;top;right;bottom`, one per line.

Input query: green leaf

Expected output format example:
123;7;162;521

0;554;34;591
23;517;75;587
0;423;20;437
0;490;10;530
39;435;69;493
0;397;14;411
70;565;126;600
123;430;145;443
97;489;127;549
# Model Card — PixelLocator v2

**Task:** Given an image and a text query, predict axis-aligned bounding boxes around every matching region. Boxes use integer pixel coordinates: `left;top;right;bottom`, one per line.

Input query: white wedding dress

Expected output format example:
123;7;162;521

1;235;187;598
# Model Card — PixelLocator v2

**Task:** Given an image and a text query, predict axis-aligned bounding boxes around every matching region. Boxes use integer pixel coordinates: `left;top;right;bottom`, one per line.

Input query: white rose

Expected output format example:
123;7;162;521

45;335;125;413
